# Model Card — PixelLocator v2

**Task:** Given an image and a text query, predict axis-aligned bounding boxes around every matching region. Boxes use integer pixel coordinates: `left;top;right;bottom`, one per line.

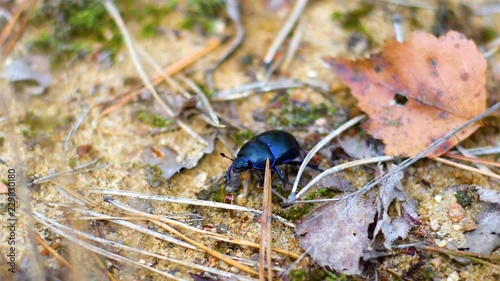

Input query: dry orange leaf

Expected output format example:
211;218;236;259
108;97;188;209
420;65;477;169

326;31;487;157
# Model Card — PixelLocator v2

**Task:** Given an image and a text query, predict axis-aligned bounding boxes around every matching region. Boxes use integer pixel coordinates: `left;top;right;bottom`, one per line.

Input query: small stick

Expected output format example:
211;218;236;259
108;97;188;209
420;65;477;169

104;199;259;275
89;189;295;227
0;0;33;47
212;79;306;101
103;0;207;145
30;159;106;186
205;0;245;91
30;230;73;271
293;156;394;202
444;152;500;168
64;105;92;151
281;17;305;72
263;0;309;66
178;74;224;127
392;14;404;42
259;159;273;281
432;157;500;180
100;38;222;116
287;115;366;202
449;146;500;156
380;0;436;9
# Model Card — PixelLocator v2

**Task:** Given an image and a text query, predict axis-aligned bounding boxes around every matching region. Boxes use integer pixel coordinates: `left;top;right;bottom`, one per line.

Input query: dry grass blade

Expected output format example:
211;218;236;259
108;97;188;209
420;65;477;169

103;197;259;275
88;189;295;227
100;38;222;116
259;159;273;281
102;0;207;145
432;157;500;180
444;152;500;168
293;155;394;202
413;244;500;270
286;115;366;204
263;0;309;66
350;102;500;200
33;212;185;280
64;105;92;151
30;159;107;186
206;0;245;90
0;0;36;49
29;230;73;271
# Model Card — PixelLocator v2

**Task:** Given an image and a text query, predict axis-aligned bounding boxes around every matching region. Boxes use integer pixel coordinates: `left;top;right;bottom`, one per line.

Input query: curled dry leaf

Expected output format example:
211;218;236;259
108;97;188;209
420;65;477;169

326;31;487;157
141;132;216;181
4;54;52;95
297;197;376;275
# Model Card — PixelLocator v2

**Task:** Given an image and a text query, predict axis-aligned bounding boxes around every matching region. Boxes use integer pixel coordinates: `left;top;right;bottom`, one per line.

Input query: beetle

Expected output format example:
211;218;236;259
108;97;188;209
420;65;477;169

222;130;319;191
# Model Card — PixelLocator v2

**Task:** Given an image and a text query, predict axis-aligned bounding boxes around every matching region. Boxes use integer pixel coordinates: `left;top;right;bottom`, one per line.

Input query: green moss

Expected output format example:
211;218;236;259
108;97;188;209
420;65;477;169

180;0;225;34
198;182;227;203
331;4;373;37
68;157;77;169
289;269;308;281
483;27;497;42
267;95;336;128
144;164;167;187
138;2;177;38
233;130;255;147
1;178;7;185
0;137;4;148
19;111;60;140
455;189;474;207
135;110;172;128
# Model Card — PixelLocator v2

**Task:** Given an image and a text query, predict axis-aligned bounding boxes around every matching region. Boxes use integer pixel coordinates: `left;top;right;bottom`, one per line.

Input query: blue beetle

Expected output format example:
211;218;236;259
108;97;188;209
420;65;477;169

222;130;317;191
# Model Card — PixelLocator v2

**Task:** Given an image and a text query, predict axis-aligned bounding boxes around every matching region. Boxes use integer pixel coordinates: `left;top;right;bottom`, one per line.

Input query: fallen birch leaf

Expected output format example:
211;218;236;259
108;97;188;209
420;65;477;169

326;31;487;157
297;197;376;275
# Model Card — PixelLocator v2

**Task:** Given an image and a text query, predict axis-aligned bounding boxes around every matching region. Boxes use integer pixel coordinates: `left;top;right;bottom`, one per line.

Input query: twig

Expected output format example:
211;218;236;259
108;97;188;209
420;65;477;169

87;189;295;227
178;74;224;127
103;0;207;145
392;14;403;42
0;0;33;47
64;105;92;151
263;0;309;66
413;244;500;270
379;0;436;9
348;102;500;200
286;115;366;203
135;44;191;99
100;38;222;116
259;159;273;281
34;212;194;281
281;17;305;72
432;157;500;180
444;152;500;168
103;198;259;275
29;230;74;271
30;159;106;186
211;79;308;101
206;0;245;91
292;156;394;202
448;146;500;156
74;209;198;250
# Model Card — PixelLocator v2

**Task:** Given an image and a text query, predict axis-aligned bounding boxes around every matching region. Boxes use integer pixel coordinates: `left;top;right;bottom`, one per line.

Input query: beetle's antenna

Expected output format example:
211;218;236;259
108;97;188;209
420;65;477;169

220;153;234;161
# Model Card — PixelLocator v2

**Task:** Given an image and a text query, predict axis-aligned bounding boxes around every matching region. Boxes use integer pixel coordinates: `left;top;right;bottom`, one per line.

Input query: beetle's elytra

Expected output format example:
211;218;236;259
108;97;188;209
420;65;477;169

223;130;303;191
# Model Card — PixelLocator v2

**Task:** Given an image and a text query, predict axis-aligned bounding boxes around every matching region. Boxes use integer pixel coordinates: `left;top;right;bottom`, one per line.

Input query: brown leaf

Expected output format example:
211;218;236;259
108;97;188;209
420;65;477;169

297;197;376;275
326;31;487;157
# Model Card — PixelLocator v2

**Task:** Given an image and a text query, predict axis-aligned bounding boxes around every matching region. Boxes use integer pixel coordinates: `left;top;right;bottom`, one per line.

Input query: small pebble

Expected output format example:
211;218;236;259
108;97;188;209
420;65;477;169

448;203;465;222
434;195;443;203
447;271;460;281
461;217;477;231
430;219;440;231
437;239;448;248
452;224;462;231
307;70;318;78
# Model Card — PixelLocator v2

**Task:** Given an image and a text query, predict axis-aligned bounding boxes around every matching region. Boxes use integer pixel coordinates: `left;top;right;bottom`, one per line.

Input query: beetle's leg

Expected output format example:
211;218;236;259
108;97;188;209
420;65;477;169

273;166;292;187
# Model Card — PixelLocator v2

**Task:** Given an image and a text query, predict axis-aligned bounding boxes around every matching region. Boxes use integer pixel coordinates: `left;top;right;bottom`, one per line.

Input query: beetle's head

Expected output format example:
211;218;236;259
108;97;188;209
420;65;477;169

221;154;250;192
231;157;251;173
